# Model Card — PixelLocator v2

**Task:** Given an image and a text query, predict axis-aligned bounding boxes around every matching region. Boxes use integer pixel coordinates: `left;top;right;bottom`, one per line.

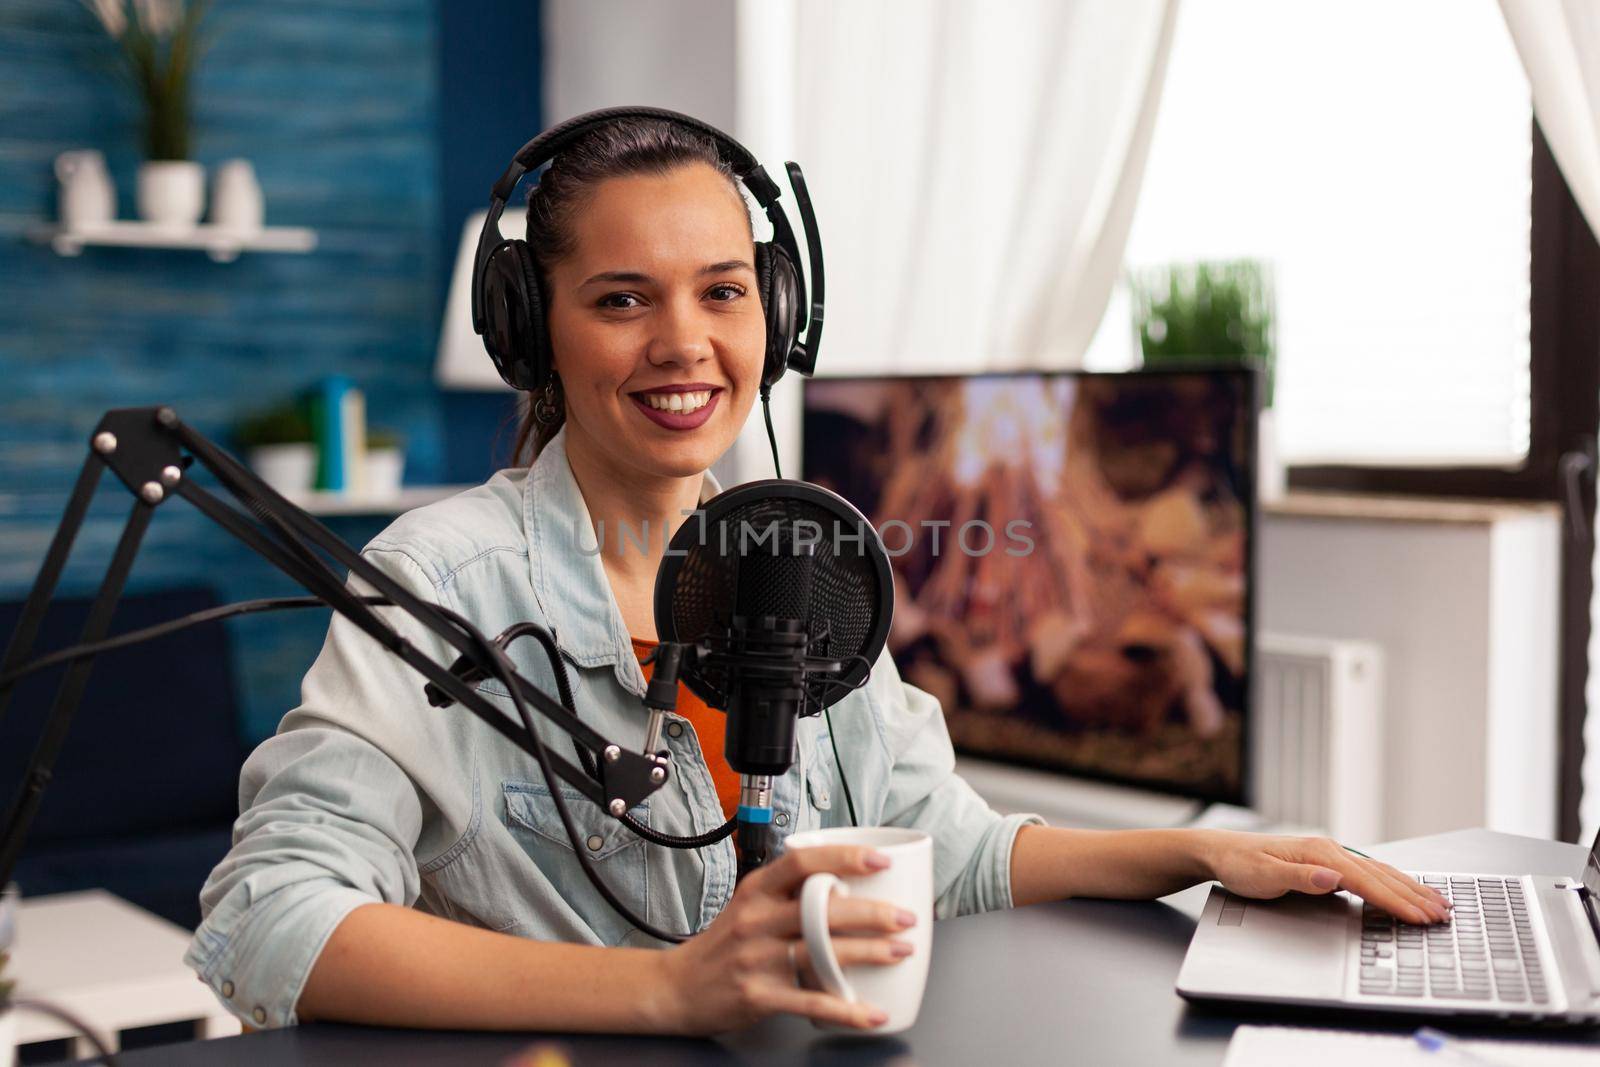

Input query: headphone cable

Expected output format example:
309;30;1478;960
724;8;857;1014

760;384;782;479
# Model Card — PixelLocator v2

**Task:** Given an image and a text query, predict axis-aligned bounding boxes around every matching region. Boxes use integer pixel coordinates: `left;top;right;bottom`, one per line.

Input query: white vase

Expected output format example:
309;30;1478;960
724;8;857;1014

365;447;405;496
249;443;317;494
210;158;264;232
55;149;115;230
1257;407;1286;504
137;160;206;227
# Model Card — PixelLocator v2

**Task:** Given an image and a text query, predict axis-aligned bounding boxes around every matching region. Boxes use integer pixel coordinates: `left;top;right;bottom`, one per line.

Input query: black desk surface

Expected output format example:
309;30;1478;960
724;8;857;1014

77;829;1600;1066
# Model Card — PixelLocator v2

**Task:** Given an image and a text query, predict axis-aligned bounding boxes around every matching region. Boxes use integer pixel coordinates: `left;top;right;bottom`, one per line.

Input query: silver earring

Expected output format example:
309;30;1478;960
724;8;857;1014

533;377;562;425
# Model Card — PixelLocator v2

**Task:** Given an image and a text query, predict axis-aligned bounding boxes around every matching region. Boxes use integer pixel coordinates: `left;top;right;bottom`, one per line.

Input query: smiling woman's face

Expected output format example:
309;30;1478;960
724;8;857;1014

543;162;765;483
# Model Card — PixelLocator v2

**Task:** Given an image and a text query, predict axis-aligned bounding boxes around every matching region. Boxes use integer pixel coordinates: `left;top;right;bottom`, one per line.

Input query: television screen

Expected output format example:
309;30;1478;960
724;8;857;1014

802;369;1255;803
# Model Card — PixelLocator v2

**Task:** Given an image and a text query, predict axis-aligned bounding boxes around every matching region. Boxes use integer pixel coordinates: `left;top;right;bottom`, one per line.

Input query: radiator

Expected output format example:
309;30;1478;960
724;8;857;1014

1253;633;1385;844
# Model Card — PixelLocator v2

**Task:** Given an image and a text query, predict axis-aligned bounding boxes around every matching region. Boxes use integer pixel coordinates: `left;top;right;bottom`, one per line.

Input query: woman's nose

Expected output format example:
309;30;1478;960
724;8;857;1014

646;296;713;367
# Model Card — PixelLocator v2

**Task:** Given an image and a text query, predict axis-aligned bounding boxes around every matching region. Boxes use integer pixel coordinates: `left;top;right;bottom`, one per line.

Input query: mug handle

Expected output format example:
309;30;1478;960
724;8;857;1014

799;872;857;1004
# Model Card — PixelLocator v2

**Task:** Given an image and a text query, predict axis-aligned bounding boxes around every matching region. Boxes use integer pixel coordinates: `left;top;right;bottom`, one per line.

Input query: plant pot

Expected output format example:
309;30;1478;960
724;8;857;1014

248;443;316;495
365;447;405;497
1257;408;1286;504
137;160;206;227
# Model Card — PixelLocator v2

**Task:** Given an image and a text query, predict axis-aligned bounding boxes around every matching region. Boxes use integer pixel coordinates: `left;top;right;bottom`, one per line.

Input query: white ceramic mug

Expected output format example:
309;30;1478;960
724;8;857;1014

782;826;933;1035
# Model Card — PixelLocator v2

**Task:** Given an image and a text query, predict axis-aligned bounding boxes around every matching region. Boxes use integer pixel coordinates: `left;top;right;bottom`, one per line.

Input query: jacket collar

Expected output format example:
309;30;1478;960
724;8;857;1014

524;426;722;695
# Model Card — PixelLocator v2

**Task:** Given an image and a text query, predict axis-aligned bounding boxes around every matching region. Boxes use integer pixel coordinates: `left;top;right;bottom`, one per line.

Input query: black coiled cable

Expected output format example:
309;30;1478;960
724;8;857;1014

494;624;737;851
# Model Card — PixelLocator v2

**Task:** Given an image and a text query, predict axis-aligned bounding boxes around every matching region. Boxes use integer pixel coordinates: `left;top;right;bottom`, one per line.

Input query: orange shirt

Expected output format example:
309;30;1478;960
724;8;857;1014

631;637;741;820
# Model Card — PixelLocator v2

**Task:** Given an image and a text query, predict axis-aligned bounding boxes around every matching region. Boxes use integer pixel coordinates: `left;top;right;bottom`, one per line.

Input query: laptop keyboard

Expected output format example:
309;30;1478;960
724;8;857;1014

1358;874;1547;1004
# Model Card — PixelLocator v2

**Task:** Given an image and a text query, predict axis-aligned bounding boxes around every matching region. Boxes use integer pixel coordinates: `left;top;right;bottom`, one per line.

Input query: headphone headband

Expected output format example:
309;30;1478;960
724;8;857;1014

500;106;776;201
470;106;823;395
474;107;795;329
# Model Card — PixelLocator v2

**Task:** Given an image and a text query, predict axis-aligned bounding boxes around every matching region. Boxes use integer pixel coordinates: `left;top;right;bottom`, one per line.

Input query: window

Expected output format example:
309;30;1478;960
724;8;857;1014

1088;0;1533;468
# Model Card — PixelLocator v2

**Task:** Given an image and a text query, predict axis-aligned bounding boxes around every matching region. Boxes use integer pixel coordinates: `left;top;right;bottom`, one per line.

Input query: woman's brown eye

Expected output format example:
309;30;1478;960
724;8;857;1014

599;293;640;310
708;284;745;301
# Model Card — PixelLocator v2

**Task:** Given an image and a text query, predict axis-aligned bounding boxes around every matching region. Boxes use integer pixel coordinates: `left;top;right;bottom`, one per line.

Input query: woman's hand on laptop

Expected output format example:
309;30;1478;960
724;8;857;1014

1196;831;1452;924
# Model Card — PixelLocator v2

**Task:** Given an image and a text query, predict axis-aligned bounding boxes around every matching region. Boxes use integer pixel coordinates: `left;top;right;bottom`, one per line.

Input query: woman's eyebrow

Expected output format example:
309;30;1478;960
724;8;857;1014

580;260;755;286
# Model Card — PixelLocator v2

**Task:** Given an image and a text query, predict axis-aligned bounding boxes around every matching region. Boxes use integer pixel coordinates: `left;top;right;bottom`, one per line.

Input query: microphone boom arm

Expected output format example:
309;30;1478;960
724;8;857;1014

0;406;671;892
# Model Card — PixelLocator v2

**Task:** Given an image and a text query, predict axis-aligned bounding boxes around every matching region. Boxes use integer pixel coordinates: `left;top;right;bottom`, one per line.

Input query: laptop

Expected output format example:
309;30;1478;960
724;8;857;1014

1176;828;1600;1023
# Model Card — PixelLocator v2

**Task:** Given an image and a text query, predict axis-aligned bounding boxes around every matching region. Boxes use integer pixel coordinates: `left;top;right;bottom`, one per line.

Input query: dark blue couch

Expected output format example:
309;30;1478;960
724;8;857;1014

0;587;249;930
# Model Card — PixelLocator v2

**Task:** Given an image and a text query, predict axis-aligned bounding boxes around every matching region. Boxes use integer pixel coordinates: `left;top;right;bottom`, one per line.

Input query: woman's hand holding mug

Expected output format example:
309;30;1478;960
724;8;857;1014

785;827;934;1035
657;833;929;1036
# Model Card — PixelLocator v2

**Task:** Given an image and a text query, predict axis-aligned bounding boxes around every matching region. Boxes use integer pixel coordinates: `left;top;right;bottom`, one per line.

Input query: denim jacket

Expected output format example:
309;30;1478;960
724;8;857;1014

184;426;1044;1028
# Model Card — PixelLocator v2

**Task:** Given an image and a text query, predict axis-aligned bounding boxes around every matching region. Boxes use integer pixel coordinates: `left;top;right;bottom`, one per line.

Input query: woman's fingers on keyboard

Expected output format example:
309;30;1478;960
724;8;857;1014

1367;855;1450;908
1346;857;1447;923
1303;844;1432;922
1251;836;1449;923
1371;862;1448;922
1369;857;1452;913
1295;839;1449;922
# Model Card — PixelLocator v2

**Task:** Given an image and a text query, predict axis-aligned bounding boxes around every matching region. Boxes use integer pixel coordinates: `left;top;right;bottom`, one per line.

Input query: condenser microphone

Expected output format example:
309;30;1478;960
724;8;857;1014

723;519;816;772
654;480;894;875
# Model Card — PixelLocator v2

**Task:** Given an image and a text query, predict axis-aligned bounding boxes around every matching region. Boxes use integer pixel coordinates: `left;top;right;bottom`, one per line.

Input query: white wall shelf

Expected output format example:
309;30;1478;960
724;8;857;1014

282;484;476;517
27;220;317;263
1264;490;1559;525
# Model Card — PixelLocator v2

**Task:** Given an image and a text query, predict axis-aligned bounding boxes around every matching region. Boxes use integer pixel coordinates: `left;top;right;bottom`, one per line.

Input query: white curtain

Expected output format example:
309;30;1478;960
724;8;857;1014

789;0;1179;374
727;0;1180;480
1501;1;1600;235
1499;0;1600;842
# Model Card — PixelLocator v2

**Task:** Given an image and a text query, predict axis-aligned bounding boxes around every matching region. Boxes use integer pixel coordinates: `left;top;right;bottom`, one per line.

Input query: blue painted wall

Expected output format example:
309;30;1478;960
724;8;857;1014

437;0;540;482
0;0;539;740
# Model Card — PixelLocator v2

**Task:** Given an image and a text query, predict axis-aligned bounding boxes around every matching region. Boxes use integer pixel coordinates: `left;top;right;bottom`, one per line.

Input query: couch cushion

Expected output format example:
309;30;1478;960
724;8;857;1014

11;827;237;930
0;586;247;846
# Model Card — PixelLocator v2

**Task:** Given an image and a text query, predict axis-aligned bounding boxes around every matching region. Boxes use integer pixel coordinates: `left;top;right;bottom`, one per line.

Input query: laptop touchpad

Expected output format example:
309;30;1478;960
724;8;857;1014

1179;888;1351;1001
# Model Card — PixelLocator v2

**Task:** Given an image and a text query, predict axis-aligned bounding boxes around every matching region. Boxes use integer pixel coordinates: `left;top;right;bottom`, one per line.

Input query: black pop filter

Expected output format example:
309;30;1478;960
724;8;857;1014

654;479;893;715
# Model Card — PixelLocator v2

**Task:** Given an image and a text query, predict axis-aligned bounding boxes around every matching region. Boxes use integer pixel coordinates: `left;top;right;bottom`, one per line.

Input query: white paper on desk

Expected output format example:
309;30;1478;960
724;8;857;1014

1224;1024;1597;1066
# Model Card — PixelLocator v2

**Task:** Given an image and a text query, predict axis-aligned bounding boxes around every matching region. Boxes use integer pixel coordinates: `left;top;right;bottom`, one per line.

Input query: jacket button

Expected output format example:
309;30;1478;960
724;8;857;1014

666;721;684;738
775;811;789;827
220;980;235;999
586;834;605;851
252;1007;267;1025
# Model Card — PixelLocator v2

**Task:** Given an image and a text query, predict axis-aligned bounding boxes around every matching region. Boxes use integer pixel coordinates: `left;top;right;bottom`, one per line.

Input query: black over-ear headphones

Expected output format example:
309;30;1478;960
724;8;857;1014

470;106;825;396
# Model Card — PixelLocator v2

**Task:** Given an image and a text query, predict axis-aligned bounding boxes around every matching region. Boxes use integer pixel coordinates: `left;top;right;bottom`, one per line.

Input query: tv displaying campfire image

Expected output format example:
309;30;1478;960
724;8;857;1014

801;370;1255;802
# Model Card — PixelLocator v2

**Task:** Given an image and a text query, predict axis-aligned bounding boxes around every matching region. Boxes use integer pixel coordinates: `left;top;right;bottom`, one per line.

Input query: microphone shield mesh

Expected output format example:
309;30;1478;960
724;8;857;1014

654;480;893;710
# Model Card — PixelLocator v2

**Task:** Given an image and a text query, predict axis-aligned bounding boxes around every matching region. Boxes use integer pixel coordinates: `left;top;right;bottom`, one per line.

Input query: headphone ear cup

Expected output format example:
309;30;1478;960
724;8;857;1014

481;240;543;391
517;246;552;390
755;242;800;390
754;241;774;307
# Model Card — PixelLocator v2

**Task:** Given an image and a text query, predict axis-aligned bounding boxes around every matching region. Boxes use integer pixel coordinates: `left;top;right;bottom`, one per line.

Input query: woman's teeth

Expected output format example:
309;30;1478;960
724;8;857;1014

641;390;712;413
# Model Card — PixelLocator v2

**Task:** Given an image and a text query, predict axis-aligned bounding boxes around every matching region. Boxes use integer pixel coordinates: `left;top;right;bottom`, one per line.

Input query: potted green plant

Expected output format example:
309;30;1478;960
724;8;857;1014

1129;258;1282;498
364;430;406;497
82;0;213;226
235;401;316;494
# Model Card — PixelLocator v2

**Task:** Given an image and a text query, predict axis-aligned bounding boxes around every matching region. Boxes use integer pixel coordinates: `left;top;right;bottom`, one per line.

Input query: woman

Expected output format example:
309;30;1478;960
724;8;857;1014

185;116;1449;1037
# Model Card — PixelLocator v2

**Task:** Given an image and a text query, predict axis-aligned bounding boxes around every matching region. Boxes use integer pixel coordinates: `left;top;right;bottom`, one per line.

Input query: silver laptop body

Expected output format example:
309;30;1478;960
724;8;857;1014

1176;830;1600;1024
